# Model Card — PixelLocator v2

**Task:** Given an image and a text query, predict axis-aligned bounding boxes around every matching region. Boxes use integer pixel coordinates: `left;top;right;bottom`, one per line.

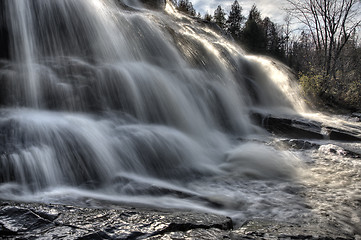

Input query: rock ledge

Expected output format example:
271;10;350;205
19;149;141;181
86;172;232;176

0;201;355;239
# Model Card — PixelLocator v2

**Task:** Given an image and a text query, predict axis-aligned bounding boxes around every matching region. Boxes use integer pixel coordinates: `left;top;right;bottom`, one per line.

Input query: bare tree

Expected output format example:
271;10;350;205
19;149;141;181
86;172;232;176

286;0;361;81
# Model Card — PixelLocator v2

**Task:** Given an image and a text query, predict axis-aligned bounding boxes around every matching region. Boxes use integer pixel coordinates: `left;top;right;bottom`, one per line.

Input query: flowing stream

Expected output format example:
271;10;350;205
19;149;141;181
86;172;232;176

0;0;360;236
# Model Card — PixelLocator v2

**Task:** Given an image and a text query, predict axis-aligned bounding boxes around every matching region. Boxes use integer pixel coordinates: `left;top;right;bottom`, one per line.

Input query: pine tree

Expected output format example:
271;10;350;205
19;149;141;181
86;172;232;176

241;4;266;52
226;0;244;38
262;17;285;59
187;2;196;16
177;0;188;13
214;5;226;29
171;0;177;6
204;13;212;22
177;0;196;16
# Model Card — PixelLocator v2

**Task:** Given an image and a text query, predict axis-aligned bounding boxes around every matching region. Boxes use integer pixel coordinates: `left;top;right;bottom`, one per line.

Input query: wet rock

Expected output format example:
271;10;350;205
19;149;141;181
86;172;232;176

139;0;166;10
0;27;9;60
319;144;361;158
251;113;324;139
0;201;232;239
0;201;356;239
325;127;361;141
232;219;353;240
279;139;320;150
252;113;361;142
351;112;361;121
0;3;10;60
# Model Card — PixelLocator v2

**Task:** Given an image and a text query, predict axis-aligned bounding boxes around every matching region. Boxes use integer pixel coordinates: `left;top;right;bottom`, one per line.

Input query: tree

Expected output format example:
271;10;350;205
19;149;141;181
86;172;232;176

262;17;285;59
286;0;361;84
214;5;226;29
283;14;292;58
187;2;196;16
241;4;266;52
170;0;177;6
226;0;244;38
177;0;196;16
204;13;212;22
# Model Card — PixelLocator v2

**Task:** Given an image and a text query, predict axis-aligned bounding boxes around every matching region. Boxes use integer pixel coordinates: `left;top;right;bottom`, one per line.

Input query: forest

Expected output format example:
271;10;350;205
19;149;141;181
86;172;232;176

172;0;361;112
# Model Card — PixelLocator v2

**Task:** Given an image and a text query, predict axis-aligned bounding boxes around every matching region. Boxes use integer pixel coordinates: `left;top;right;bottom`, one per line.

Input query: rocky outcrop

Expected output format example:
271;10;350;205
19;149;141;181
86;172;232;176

251;112;361;142
139;0;166;10
0;201;355;239
0;201;232;239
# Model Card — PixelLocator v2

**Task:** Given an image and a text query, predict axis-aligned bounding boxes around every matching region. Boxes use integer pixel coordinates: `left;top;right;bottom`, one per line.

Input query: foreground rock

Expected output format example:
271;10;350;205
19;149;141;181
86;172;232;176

0;201;232;240
0;201;354;239
251;113;361;142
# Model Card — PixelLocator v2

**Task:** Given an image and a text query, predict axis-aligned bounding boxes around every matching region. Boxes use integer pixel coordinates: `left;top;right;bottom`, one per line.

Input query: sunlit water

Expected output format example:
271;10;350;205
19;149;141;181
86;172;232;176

0;0;360;236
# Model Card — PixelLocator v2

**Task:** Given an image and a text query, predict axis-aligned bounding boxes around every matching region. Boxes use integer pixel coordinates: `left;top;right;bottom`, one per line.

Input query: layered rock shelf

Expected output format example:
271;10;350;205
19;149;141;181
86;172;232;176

0;201;353;239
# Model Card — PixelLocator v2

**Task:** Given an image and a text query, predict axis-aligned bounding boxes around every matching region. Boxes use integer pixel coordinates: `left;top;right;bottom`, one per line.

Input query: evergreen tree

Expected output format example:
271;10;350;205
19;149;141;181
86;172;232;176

226;0;244;38
241;4;266;52
170;0;177;6
262;17;285;59
187;2;196;16
204;13;212;22
177;0;188;13
214;5;226;29
177;0;196;16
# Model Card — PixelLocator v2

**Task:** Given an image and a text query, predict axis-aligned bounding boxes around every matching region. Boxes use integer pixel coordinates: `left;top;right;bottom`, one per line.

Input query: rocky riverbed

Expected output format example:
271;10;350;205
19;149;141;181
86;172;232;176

0;200;355;239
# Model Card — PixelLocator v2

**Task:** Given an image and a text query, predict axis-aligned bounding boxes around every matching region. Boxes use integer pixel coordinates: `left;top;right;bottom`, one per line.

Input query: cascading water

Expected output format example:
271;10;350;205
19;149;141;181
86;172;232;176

1;0;360;236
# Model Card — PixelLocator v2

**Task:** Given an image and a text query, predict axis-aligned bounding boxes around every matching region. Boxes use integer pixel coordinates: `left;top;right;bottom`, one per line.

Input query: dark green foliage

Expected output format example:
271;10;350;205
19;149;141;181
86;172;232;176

213;5;226;29
262;17;285;59
204;13;212;22
170;0;177;6
177;0;196;16
240;5;265;53
226;0;244;38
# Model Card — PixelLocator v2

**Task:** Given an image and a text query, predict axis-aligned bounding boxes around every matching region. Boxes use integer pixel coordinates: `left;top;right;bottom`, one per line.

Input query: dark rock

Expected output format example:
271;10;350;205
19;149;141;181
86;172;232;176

0;201;355;239
232;219;354;240
139;0;166;10
326;127;361;141
251;113;324;139
0;2;10;60
0;26;9;60
251;112;361;142
279;139;320;150
351;112;361;120
319;144;361;158
0;201;233;239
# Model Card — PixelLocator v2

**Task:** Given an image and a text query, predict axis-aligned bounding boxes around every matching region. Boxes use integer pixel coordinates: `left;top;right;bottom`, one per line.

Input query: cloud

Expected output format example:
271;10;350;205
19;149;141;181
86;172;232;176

192;0;234;15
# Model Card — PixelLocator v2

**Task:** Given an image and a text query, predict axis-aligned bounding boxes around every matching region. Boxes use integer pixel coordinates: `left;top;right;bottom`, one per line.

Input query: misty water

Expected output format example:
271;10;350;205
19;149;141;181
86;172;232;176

0;0;360;236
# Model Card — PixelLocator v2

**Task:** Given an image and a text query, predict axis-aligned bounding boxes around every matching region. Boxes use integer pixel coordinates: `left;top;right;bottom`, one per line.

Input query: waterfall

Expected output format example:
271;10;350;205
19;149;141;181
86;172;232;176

0;0;308;218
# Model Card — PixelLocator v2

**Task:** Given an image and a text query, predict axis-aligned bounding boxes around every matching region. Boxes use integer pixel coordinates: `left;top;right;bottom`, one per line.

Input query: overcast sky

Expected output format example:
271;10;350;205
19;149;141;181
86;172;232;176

191;0;288;25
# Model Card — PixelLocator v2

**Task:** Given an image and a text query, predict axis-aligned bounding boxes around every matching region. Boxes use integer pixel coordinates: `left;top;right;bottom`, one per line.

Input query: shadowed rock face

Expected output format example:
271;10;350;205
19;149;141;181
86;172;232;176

139;0;166;10
251;112;361;142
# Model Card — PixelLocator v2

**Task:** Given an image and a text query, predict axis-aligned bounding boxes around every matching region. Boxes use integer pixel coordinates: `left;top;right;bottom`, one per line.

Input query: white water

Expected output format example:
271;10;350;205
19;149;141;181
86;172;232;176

0;0;360;236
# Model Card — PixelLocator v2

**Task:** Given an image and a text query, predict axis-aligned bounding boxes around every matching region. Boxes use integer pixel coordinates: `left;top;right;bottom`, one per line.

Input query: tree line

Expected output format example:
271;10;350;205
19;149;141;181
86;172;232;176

172;0;361;111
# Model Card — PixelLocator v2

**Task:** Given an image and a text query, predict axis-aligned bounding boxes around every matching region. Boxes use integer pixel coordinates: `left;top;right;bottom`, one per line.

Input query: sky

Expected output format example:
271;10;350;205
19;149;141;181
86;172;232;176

191;0;289;25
